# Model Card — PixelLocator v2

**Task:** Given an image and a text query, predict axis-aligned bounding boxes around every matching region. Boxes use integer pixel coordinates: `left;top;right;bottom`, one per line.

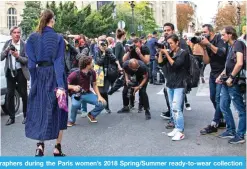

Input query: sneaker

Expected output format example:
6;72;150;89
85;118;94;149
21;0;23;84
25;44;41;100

117;107;130;113
160;111;171;120
200;125;217;135
87;113;97;123
218;131;235;139
168;128;179;137
105;109;112;114
81;111;87;118
172;131;185;141
185;103;191;111
67;122;75;127
166;121;175;129
77;110;82;114
228;136;245;144
129;104;135;110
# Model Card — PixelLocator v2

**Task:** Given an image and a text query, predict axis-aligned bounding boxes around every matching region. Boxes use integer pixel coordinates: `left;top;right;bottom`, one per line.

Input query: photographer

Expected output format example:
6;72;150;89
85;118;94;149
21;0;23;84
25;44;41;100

117;59;151;120
73;35;89;68
199;24;228;135
158;34;190;141
0;26;30;125
216;26;246;144
159;23;191;127
123;38;150;111
95;39;122;114
67;56;106;126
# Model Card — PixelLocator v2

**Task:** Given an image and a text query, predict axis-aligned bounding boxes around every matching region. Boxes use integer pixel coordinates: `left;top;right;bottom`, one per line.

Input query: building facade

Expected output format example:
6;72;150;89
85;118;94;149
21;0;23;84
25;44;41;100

0;1;25;35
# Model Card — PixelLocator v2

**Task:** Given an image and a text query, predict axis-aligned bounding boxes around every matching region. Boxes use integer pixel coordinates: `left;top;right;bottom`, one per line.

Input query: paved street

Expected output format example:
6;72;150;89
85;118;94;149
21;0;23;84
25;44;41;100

1;67;245;156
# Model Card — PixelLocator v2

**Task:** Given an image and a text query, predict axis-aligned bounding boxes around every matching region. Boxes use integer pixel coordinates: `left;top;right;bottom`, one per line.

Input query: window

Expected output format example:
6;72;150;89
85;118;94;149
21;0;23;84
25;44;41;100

7;8;17;29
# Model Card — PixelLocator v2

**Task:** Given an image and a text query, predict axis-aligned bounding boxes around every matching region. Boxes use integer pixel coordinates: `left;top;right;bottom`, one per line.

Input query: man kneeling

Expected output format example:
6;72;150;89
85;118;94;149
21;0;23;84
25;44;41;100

67;56;106;126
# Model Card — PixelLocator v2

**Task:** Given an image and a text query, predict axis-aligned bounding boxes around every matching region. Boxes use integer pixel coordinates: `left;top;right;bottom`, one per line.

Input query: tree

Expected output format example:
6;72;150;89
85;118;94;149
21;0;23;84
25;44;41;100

116;2;157;36
214;2;246;33
176;3;194;36
19;1;42;39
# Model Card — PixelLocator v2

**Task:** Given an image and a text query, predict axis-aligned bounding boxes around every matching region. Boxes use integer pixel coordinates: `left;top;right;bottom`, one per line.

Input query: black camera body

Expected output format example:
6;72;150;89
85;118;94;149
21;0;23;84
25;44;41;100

74;88;86;100
9;44;17;51
220;74;229;83
190;36;205;44
155;42;166;49
127;76;138;98
125;44;136;52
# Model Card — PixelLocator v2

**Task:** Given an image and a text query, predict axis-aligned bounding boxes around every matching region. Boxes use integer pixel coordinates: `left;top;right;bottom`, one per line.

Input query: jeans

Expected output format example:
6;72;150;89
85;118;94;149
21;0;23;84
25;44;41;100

209;75;223;124
123;83;150;110
81;102;87;112
220;84;246;138
69;92;105;123
149;59;158;82
167;88;185;131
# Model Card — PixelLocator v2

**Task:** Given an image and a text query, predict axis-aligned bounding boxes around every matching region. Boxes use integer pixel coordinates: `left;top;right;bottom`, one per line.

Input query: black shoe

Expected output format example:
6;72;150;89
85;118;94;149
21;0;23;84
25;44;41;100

22;117;26;124
117;107;130;113
153;82;162;85
200;125;218;135
160;110;171;120
35;142;44;157
201;77;205;84
145;110;151;120
218;121;226;128
6;118;15;126
54;143;66;156
138;105;144;113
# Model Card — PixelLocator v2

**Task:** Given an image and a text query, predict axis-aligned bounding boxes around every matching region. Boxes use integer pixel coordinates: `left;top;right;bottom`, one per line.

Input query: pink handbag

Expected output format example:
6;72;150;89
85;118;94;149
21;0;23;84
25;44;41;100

55;88;68;112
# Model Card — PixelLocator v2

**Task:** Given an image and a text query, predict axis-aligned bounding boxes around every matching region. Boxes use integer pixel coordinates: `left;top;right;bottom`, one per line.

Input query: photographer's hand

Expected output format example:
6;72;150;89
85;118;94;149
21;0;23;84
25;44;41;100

98;96;106;105
10;50;19;58
135;47;141;56
132;86;140;96
73;85;81;92
215;75;223;84
199;38;210;46
56;88;66;98
226;77;233;87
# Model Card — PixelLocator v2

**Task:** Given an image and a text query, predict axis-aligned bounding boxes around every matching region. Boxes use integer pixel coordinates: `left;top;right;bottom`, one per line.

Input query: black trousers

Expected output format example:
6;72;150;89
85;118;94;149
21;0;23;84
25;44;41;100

122;82;150;110
6;69;27;119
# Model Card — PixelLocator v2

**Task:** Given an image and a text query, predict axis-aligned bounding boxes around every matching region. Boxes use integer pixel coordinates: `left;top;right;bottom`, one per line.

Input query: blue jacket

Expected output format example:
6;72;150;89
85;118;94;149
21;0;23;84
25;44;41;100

147;37;158;60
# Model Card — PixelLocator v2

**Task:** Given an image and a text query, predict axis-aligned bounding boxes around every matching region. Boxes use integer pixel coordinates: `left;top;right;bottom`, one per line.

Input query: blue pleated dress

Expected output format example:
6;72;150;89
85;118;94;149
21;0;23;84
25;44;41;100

25;26;68;141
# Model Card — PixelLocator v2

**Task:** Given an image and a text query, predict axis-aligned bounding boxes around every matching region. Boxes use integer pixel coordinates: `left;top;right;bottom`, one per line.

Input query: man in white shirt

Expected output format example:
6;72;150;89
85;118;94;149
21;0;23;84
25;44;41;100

1;26;30;125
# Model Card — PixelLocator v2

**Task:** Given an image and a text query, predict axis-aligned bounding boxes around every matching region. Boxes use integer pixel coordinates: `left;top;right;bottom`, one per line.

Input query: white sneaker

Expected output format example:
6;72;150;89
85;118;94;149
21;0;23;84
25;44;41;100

172;131;185;141
81;111;87;118
167;128;179;137
185;103;192;111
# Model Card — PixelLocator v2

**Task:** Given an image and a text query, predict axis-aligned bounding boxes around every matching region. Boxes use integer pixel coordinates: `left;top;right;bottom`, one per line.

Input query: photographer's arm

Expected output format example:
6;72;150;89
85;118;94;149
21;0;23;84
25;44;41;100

139;54;150;64
158;51;164;64
1;41;10;61
123;52;130;62
202;48;210;64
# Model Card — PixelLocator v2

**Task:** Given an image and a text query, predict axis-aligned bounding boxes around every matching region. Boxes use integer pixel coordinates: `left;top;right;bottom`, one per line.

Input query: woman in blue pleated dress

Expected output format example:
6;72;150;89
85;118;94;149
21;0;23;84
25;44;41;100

25;9;67;156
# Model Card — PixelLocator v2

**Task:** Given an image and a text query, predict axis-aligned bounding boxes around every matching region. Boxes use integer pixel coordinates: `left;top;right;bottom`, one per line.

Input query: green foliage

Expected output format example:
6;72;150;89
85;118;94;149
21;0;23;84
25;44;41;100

19;1;42;39
22;1;157;38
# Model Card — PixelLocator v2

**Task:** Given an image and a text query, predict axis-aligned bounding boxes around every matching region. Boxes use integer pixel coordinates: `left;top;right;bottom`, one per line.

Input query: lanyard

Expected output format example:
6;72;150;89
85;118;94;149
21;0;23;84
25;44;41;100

227;40;236;60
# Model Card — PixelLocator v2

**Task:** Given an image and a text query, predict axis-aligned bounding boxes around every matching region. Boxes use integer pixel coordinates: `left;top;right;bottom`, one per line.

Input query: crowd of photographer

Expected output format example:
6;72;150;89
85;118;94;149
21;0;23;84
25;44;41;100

1;8;246;156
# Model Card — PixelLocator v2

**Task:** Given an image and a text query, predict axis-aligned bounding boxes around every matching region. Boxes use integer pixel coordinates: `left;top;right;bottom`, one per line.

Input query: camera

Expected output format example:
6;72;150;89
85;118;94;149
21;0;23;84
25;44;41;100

154;42;166;49
125;44;136;52
127;76;138;98
74;87;85;100
190;36;205;44
75;39;79;44
9;44;17;51
220;74;229;83
238;78;246;93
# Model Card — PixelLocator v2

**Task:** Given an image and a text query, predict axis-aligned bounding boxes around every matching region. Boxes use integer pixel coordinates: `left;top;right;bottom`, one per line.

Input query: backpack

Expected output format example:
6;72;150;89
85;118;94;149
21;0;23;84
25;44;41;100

187;54;201;88
176;49;200;89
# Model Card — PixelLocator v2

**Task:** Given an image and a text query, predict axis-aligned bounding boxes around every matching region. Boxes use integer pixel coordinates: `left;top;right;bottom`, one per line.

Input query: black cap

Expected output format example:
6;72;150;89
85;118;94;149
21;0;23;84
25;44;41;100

140;35;146;39
153;31;157;35
130;32;136;36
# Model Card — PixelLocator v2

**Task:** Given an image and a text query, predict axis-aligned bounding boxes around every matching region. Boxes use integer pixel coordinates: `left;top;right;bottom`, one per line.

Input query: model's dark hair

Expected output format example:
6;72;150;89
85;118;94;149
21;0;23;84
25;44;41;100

163;23;175;31
202;24;214;32
79;56;93;70
167;34;179;44
116;28;126;40
224;26;238;40
36;9;54;33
